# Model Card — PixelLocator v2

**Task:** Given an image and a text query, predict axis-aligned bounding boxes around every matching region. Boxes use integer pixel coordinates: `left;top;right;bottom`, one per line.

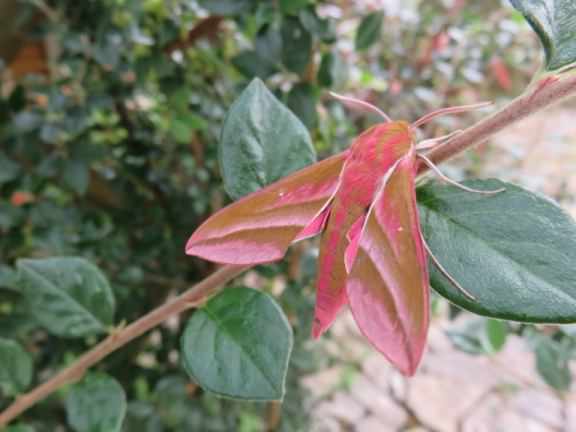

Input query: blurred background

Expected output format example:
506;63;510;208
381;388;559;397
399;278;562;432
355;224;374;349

1;0;575;430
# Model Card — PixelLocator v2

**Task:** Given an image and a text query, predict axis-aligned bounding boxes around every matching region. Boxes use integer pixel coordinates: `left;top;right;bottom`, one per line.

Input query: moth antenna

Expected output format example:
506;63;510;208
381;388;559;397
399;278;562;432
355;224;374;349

412;102;492;128
416;154;506;195
329;91;392;123
422;238;476;300
416;129;463;150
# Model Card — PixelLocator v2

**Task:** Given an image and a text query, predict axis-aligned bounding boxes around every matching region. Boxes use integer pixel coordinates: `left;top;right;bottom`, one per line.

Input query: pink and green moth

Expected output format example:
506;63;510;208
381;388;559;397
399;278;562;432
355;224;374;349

186;93;502;376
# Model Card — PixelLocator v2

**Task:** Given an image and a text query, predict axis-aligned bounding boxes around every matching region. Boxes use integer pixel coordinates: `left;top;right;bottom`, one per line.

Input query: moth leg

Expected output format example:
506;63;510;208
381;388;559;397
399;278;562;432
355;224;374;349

416;153;505;195
421;238;476;300
416;129;463;150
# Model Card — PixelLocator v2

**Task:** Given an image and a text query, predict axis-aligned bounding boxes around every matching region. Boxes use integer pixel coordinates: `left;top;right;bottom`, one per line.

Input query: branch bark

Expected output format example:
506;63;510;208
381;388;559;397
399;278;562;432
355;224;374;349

423;71;576;169
2;70;576;428
0;264;248;427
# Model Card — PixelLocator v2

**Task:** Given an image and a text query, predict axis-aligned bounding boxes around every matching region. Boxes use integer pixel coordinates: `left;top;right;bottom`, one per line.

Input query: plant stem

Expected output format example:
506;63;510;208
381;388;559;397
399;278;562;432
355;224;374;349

422;71;576;170
2;71;576;428
0;264;249;427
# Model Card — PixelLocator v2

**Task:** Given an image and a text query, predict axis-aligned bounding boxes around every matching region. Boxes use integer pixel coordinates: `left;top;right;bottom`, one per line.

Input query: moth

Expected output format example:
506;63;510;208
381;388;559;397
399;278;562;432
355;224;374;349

186;93;502;375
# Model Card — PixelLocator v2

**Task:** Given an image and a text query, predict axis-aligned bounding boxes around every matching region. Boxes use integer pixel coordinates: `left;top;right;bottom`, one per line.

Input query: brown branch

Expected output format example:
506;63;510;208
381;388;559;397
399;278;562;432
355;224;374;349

2;70;576;428
164;16;224;54
422;71;576;170
0;264;249;427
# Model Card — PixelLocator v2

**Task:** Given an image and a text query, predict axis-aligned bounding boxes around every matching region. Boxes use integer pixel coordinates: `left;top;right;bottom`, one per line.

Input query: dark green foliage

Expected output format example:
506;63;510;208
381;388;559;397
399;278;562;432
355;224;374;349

355;12;384;51
181;288;293;400
282;17;313;74
418;180;576;322
17;258;115;338
511;0;576;70
65;374;127;432
219;79;316;199
532;334;573;391
0;338;33;396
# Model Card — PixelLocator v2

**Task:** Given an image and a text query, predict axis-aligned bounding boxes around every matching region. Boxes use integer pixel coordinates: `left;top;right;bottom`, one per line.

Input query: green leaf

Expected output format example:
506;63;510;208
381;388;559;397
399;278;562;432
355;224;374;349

318;51;347;88
63;160;90;196
66;373;127;432
446;324;487;356
287;83;318;130
255;25;282;65
181;287;293;400
152;376;191;425
0;264;18;291
355;11;384;51
510;0;576;71
533;335;572;391
170;113;206;144
281;17;312;74
299;8;336;43
219;78;316;199
17;257;115;338
0;153;20;184
279;0;309;15
485;319;508;352
418;179;576;322
5;424;36;432
0;338;33;396
447;319;508;355
231;50;277;79
198;0;256;15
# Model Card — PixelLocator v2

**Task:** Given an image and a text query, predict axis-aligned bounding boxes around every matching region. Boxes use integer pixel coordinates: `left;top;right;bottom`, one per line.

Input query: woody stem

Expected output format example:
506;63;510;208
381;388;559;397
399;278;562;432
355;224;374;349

421;72;576;171
0;264;249;427
2;72;576;427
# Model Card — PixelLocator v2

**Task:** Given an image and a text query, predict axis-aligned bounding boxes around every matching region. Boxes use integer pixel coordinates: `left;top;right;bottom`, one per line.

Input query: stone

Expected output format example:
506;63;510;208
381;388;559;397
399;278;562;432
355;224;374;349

421;350;503;390
406;373;491;432
355;415;398;432
349;375;408;429
462;394;555;432
362;354;393;392
320;336;368;363
509;389;563;429
315;392;367;425
310;417;343;432
566;396;576;431
388;370;409;402
492;335;544;387
426;324;453;353
301;366;345;401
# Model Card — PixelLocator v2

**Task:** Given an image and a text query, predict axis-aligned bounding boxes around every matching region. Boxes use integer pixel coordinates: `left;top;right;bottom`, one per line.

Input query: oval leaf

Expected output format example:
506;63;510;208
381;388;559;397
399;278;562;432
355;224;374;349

219;78;316;199
485;319;508;353
418;179;576;322
287;83;318;130
181;287;293;400
531;334;572;391
281;17;313;74
17;257;115;338
5;425;36;432
66;373;127;432
0;153;20;184
355;11;384;51
0;338;33;396
198;0;255;16
511;0;576;71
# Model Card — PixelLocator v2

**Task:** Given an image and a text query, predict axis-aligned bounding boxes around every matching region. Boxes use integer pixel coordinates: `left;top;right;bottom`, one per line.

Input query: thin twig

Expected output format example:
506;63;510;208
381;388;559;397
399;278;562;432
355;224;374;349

421;71;576;170
0;264;249;427
2;71;576;428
